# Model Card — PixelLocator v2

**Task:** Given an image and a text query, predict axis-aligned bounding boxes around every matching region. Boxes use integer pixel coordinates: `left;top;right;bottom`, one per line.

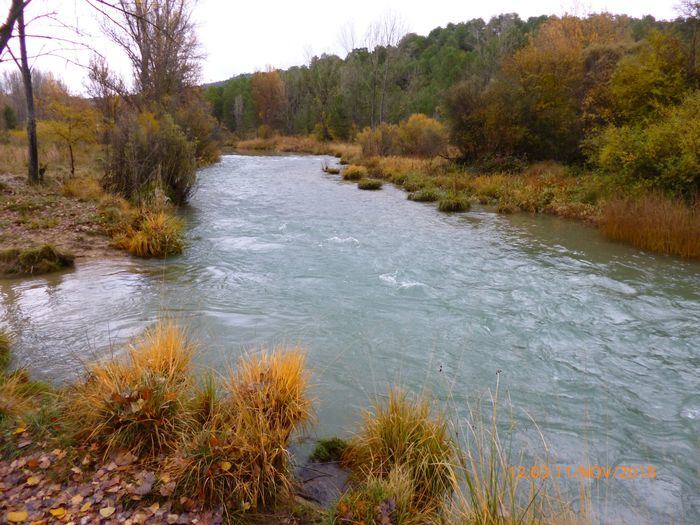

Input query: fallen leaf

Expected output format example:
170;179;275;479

13;426;27;435
148;503;159;514
100;507;115;518
17;439;32;449
26;476;41;486
50;508;67;518
26;458;39;469
166;514;179;524
70;494;84;505
80;502;92;512
220;461;231;472
7;511;28;522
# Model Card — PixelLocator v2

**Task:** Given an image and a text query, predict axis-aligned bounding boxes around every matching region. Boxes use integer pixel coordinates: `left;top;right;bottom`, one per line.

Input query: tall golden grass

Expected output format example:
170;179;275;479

599;195;700;258
113;210;184;258
69;321;196;457
168;349;312;511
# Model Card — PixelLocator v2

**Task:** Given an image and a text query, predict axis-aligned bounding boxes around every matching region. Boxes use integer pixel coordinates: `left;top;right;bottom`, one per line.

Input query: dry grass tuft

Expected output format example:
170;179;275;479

69;320;195;458
168;348;313;511
343;165;368;181
343;389;457;509
599;196;700;258
358;178;383;190
0;330;10;371
113;210;184;258
61;176;104;202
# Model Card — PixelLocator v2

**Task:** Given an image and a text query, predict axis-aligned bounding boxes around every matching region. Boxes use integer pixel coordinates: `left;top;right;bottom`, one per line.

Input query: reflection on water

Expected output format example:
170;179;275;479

1;154;699;523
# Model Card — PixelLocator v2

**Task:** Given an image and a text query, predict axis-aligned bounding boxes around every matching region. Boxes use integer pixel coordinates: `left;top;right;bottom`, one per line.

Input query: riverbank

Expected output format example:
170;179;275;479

234;136;700;259
0;138;187;275
0;321;582;525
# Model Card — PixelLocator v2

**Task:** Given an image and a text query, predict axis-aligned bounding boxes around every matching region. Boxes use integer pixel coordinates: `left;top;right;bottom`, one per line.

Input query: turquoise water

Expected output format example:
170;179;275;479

2;154;699;523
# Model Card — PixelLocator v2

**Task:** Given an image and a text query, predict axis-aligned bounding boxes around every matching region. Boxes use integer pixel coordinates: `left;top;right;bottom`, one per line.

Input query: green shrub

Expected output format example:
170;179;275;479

0;245;74;276
590;91;700;197
408;188;441;202
358;178;383;190
343;165;368;181
104;110;196;205
438;194;470;212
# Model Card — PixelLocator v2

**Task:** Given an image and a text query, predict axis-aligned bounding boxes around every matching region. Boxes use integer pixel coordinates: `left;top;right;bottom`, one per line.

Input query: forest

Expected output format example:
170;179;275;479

206;10;700;199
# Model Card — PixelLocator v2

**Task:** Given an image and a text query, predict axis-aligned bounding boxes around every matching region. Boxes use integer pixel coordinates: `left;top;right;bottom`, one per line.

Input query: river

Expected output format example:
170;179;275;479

1;154;699;523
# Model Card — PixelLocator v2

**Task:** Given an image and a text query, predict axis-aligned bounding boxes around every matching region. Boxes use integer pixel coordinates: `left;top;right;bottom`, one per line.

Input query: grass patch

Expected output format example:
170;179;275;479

343;165;368;181
61;176;104;202
437;194;471;213
343;389;456;509
0;330;10;371
323;165;341;175
68;320;195;458
0;245;74;276
309;437;348;462
408;188;441;202
599;195;700;258
358;178;383;190
113;210;184;258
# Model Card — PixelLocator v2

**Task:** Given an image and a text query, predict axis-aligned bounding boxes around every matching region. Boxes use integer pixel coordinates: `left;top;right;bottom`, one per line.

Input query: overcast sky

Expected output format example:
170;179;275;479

0;0;682;93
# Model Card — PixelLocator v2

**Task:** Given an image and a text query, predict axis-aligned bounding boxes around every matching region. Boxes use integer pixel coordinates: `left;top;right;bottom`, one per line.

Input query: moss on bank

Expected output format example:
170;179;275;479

0;245;74;277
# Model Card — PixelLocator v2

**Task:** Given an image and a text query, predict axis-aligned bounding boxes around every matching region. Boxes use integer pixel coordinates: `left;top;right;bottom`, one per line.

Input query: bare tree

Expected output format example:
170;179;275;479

0;0;27;58
16;5;39;182
98;0;201;102
679;1;700;76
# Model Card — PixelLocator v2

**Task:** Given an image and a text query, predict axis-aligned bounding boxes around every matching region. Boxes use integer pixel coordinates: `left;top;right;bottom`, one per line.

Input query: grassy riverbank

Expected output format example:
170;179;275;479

234;136;700;259
0;134;187;274
0;321;584;524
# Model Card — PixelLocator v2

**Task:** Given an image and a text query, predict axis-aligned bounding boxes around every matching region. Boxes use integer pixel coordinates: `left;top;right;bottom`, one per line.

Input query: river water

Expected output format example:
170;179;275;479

1;154;699;523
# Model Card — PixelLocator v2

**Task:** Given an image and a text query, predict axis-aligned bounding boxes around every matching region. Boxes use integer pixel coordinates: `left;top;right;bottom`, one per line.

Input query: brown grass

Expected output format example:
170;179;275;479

112;210;184;258
68;320;196;458
599;195;700;258
234;135;360;159
168;348;313;511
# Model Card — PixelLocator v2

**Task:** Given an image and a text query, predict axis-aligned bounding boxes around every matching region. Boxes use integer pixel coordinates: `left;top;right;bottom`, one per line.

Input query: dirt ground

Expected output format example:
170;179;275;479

0;173;122;261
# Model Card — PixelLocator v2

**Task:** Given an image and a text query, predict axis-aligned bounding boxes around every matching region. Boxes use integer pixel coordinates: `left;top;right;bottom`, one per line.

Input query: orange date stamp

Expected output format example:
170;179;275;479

510;465;656;480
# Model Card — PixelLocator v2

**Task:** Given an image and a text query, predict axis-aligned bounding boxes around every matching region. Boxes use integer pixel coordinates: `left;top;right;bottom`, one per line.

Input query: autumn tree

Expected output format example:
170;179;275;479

251;68;286;133
43;98;98;176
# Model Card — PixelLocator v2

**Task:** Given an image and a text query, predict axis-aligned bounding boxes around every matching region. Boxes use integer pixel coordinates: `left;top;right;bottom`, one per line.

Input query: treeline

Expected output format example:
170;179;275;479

208;8;700;198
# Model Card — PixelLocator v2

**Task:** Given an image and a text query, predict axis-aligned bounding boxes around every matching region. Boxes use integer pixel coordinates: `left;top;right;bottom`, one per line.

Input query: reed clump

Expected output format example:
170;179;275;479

408;188;441;202
358;178;383;190
599;195;700;258
168;349;312;510
343;165;368;181
343;389;457;509
438;193;471;213
113;210;184;258
68;321;196;458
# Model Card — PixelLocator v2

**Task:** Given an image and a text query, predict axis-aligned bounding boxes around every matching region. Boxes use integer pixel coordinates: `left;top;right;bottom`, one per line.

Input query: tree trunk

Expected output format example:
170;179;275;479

69;144;75;177
18;7;39;184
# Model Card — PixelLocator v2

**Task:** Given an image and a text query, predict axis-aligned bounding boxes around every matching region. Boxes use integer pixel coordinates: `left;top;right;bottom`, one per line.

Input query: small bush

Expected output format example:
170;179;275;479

113;211;184;258
323;165;341;175
69;321;195;458
399;114;448;157
408;188;441;202
343;165;368;181
599;195;700;258
358;178;383;190
104;110;196;205
357;124;401;157
343;389;456;507
310;437;348;462
0;245;74;276
438;194;471;213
